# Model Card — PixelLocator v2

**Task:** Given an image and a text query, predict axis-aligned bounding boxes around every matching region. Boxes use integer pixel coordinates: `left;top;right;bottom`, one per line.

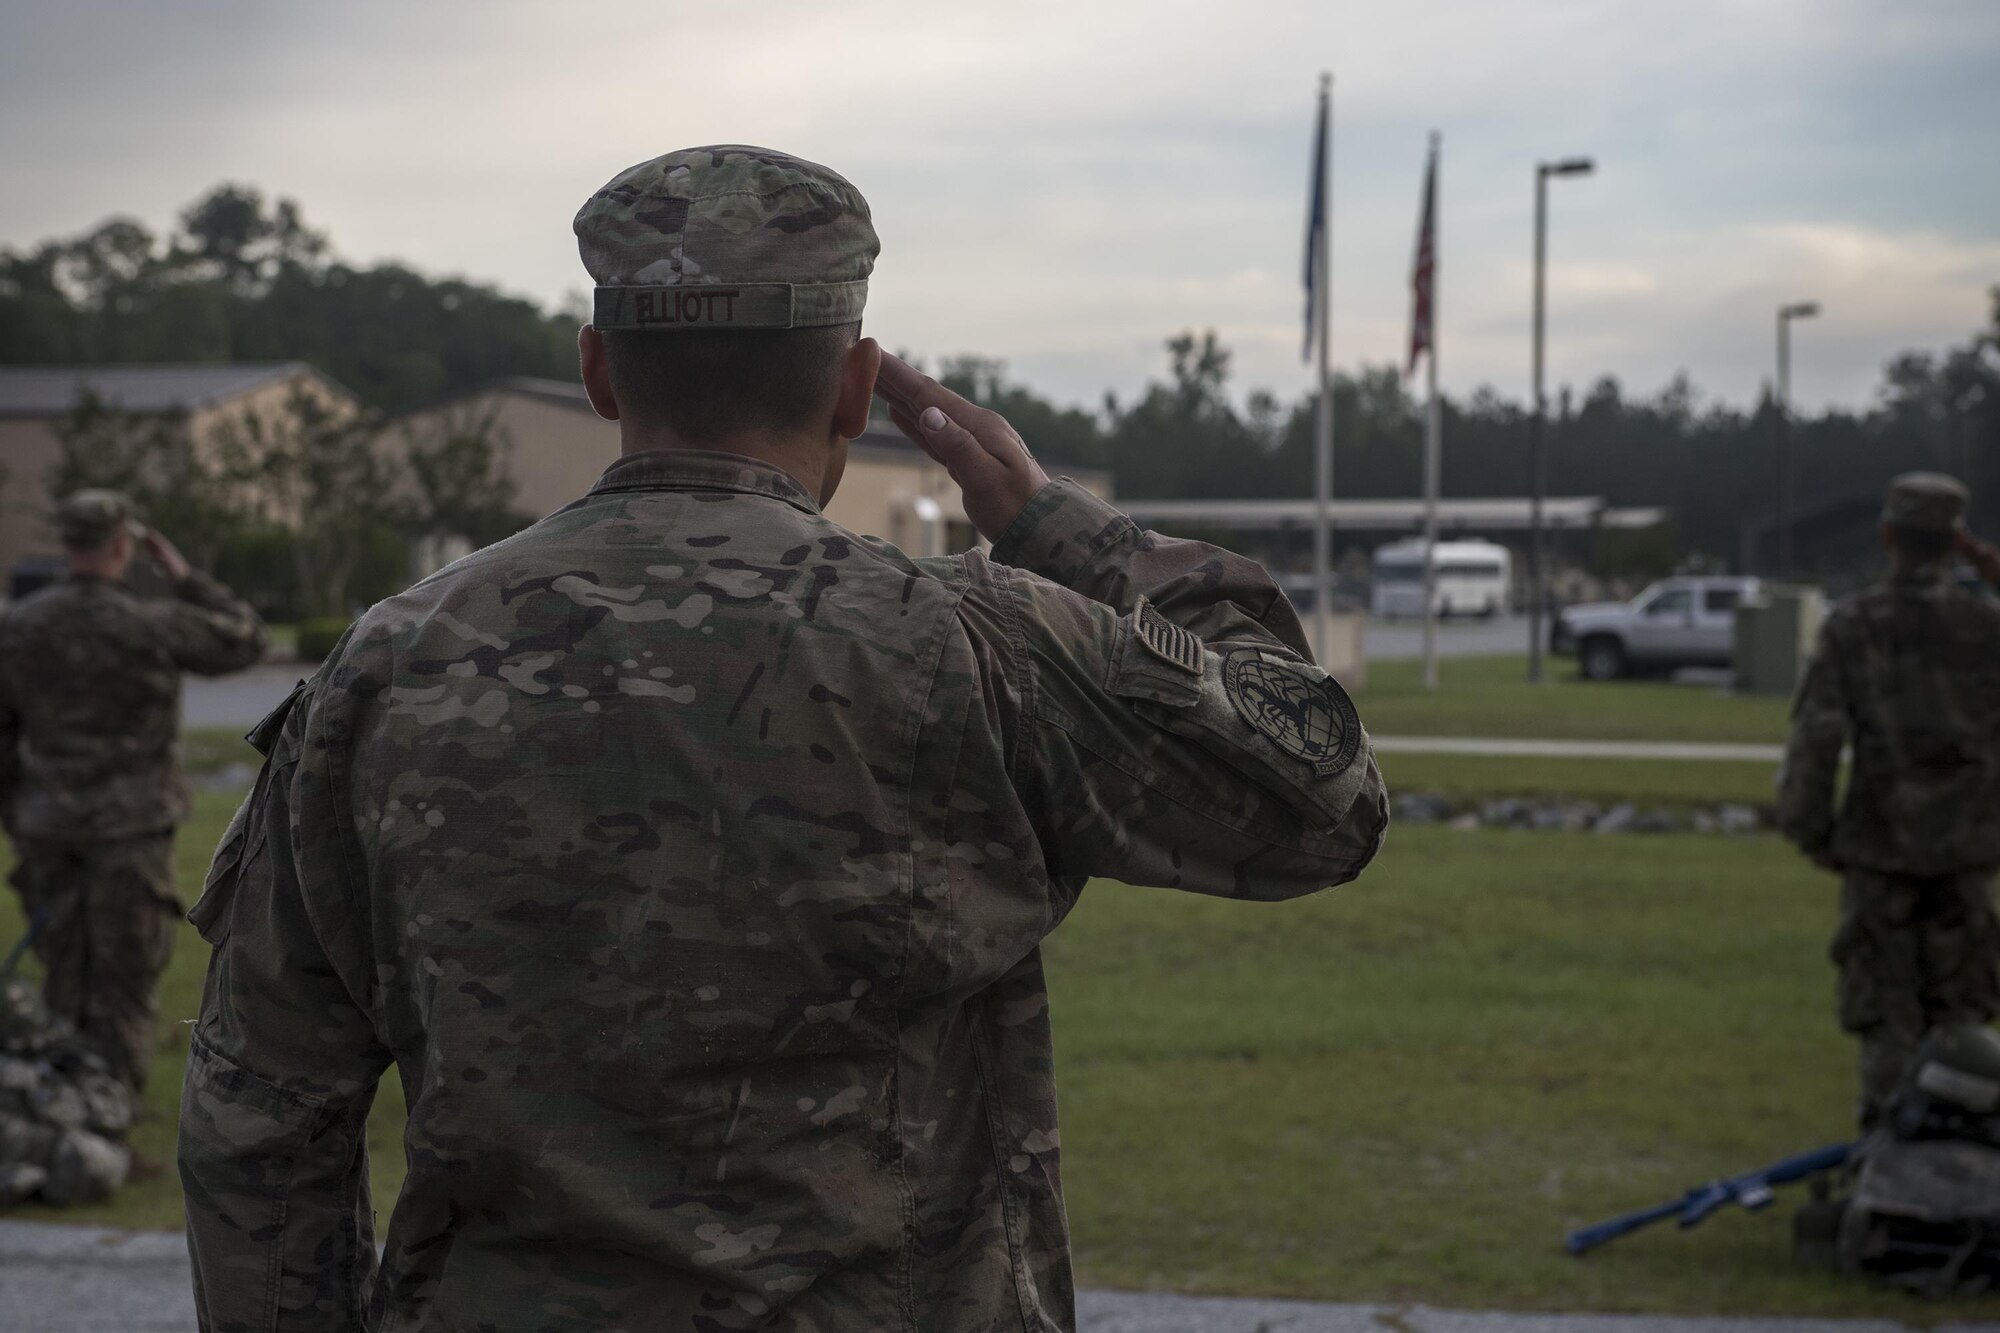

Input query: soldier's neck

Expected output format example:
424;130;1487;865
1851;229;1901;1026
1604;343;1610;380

1889;555;1950;586
66;550;131;582
618;424;835;506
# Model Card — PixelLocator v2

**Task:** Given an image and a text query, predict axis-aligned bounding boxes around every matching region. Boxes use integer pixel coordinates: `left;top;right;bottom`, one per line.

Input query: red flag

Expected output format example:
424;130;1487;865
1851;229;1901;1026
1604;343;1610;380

1407;134;1438;377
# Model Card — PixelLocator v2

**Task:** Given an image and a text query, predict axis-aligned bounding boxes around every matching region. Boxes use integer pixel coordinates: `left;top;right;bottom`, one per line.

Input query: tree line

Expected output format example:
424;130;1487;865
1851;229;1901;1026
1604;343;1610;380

937;316;2000;584
5;185;1996;590
0;184;577;410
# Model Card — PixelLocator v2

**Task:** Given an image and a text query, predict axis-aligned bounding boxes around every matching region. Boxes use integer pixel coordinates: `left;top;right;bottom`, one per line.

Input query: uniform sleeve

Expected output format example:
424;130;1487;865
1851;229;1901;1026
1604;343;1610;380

978;480;1387;899
1777;617;1848;858
146;570;270;676
178;681;390;1332
991;477;1313;652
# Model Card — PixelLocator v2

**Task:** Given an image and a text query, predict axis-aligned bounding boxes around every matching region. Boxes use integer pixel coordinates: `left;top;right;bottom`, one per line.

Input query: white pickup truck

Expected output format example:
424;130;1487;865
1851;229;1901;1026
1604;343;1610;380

1550;576;1763;680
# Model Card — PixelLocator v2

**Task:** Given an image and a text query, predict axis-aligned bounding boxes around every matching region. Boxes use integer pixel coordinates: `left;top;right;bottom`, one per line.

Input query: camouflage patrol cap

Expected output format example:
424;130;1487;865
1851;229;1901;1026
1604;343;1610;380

1882;472;1969;533
575;145;878;333
52;490;143;548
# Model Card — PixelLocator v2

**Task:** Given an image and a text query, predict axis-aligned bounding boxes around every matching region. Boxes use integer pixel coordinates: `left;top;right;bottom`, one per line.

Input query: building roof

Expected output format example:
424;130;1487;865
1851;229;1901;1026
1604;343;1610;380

0;363;329;418
490;377;1115;488
1121;496;1667;533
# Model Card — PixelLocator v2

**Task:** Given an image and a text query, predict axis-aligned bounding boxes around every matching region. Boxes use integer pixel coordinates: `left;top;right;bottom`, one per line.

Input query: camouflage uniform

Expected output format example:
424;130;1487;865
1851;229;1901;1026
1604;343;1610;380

1779;473;2000;1125
0;491;267;1090
179;148;1388;1333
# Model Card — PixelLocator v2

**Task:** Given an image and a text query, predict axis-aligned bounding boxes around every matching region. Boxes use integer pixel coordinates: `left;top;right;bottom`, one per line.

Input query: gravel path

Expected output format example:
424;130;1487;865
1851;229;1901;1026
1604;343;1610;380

3;1220;1993;1333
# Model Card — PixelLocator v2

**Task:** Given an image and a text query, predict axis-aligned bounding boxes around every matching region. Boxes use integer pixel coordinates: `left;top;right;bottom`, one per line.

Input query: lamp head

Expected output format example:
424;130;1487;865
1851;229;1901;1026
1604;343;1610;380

1781;301;1821;321
1542;157;1595;177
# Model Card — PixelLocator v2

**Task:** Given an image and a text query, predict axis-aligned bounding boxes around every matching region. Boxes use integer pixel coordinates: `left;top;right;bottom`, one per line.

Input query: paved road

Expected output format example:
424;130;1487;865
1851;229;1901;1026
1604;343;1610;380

1365;612;1535;662
180;663;303;731
4;1220;1993;1333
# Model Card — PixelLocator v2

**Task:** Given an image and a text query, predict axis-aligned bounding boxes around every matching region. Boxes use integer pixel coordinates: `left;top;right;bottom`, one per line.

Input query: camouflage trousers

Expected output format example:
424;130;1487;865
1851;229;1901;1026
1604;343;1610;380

7;833;179;1092
1833;868;2000;1126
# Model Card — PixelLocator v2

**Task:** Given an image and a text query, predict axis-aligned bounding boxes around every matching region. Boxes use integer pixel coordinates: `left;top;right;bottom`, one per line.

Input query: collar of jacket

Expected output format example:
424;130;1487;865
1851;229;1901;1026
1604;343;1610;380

587;449;823;516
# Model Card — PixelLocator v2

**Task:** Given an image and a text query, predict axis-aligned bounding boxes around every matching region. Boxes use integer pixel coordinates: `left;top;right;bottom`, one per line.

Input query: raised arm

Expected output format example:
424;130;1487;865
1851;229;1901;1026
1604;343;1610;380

139;530;269;675
879;354;1386;900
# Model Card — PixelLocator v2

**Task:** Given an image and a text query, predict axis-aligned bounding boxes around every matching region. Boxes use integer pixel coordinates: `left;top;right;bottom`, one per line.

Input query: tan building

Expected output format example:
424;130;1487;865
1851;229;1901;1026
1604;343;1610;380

0;365;1112;593
0;363;357;586
401;377;1113;558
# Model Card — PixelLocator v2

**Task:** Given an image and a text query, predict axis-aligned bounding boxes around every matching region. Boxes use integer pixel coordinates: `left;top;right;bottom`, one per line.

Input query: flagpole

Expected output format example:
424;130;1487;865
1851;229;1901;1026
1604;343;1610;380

1420;131;1442;692
1312;72;1334;665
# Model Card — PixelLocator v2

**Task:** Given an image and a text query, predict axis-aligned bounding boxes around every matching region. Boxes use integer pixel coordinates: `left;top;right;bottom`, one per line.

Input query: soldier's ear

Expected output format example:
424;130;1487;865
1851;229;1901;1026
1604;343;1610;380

578;325;621;422
832;337;881;442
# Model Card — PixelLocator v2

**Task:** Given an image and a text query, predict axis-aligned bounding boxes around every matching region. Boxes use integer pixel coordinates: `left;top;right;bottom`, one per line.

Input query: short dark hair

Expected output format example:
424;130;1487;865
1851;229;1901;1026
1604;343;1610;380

1888;523;1954;563
601;323;858;445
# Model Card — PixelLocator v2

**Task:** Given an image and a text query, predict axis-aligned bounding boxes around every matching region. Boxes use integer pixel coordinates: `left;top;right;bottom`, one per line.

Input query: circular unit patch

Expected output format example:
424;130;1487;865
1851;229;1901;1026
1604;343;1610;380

1222;649;1361;778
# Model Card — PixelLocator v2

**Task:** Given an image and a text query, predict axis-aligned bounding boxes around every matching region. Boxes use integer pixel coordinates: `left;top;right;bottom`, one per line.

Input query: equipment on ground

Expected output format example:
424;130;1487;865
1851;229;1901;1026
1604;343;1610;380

1889;1023;2000;1149
1570;1025;2000;1292
1806;1024;2000;1293
1565;1143;1852;1257
0;915;134;1208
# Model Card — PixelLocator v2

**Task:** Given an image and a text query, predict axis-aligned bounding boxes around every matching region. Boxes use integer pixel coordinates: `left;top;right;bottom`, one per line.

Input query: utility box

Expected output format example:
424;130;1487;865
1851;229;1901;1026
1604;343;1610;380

1734;585;1824;696
1316;607;1367;691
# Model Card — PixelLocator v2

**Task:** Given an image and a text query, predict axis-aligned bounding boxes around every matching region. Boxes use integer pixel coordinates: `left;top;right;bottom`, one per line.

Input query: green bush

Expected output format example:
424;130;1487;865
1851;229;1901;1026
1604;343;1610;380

295;617;351;663
209;522;304;623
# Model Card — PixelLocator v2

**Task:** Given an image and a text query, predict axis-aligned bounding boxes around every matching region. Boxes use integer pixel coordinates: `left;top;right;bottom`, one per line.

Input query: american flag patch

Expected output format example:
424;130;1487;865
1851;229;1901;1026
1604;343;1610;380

1136;602;1203;676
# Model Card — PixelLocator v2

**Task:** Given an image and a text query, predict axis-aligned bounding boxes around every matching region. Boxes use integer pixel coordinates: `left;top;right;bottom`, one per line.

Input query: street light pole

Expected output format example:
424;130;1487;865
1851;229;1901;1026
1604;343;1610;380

1775;300;1820;581
1527;156;1593;684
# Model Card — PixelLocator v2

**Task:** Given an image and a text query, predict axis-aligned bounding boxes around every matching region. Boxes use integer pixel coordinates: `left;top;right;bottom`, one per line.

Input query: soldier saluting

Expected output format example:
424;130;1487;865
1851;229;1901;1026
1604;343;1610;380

1780;472;2000;1129
178;145;1387;1332
0;491;267;1092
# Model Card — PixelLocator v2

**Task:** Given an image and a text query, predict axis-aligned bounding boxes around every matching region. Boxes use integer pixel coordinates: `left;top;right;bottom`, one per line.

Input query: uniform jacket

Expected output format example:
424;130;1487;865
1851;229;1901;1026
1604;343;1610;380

0;571;267;843
180;451;1388;1333
1779;565;2000;876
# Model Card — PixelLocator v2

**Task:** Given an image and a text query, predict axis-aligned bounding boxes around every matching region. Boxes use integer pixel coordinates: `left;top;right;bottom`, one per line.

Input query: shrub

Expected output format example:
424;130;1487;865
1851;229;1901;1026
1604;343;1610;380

295;618;351;663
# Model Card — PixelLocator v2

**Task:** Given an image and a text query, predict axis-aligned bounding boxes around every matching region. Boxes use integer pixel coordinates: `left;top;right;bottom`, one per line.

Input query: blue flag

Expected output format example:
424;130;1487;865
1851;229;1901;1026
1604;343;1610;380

1302;86;1328;362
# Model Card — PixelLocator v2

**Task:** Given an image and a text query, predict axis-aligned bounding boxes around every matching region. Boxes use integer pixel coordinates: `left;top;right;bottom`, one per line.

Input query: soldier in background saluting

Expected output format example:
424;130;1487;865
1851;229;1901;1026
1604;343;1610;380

1780;472;2000;1128
0;490;267;1092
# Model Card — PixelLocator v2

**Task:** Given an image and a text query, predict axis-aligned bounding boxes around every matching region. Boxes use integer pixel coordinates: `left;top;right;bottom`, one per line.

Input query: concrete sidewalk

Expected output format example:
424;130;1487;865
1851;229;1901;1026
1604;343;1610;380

1371;736;1784;763
3;1220;1994;1333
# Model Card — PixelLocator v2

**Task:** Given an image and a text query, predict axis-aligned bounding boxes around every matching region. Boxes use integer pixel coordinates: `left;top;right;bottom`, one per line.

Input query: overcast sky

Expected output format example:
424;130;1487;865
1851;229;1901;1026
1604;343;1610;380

3;0;1995;415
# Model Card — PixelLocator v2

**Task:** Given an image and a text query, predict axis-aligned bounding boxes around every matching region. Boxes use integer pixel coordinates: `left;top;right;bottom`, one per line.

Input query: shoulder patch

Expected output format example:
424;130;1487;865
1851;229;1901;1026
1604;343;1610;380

1135;600;1203;676
1223;648;1362;778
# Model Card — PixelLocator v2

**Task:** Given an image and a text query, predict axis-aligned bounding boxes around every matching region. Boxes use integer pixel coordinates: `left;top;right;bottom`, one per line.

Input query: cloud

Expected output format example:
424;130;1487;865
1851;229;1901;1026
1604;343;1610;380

0;0;1993;418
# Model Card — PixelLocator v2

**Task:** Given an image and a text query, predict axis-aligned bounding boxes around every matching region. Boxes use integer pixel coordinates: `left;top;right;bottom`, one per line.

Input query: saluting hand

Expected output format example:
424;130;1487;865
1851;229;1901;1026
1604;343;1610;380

875;353;1050;542
142;529;192;583
1955;530;2000;588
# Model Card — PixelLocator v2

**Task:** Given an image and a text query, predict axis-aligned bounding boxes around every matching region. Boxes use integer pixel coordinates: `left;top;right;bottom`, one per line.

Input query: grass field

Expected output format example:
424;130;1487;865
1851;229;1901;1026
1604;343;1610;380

6;784;1988;1318
0;791;410;1231
1357;656;1791;745
1380;752;1781;808
1043;832;1928;1316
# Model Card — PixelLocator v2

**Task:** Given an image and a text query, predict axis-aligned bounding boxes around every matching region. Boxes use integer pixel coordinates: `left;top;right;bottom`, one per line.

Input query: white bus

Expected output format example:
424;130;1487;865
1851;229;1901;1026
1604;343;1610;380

1370;538;1512;618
